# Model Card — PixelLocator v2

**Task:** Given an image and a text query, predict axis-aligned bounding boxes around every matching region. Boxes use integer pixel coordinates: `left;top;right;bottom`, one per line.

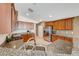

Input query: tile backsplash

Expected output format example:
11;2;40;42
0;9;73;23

55;30;74;37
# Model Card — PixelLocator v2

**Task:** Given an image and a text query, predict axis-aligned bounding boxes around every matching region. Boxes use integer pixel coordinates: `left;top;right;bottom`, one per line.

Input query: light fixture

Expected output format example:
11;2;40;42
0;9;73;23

49;15;53;18
13;45;16;48
28;8;33;13
26;13;29;16
32;3;37;5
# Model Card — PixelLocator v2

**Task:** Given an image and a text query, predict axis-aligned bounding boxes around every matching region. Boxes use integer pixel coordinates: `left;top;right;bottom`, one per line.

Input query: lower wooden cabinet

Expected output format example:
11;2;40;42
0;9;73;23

22;33;35;42
52;35;64;42
51;35;58;42
52;35;73;43
64;37;73;43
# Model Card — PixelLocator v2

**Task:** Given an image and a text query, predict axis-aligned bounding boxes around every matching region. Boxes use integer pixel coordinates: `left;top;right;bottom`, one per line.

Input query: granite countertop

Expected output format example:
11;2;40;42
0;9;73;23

0;47;29;56
0;46;71;56
0;44;79;56
52;34;73;38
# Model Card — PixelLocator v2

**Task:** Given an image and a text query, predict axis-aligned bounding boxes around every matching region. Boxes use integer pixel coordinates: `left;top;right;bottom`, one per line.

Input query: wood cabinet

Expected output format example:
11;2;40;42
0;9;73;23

45;17;73;30
53;20;65;30
0;3;17;34
54;18;73;30
22;33;35;42
52;35;73;43
52;35;64;42
58;20;65;30
65;18;73;30
45;21;54;27
52;35;58;42
53;21;58;30
64;37;73;43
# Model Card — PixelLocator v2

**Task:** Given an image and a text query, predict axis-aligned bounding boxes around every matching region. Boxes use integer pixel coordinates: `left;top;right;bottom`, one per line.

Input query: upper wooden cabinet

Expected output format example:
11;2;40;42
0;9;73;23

58;20;65;30
53;20;65;30
65;18;73;30
45;17;73;30
53;21;59;30
45;21;54;26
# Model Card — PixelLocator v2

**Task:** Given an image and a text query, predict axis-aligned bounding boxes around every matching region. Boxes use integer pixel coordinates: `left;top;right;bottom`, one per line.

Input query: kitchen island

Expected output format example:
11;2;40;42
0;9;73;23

0;47;29;56
0;46;71;56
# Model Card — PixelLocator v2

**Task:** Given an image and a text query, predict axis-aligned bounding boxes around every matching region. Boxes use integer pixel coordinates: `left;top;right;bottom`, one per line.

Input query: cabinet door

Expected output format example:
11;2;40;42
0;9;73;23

45;22;52;26
45;21;54;28
52;35;57;42
53;20;65;30
58;20;62;30
64;37;73;43
52;35;65;42
49;22;54;26
58;20;65;30
53;21;58;30
65;18;73;30
61;20;65;30
50;21;54;26
56;21;60;30
53;21;56;29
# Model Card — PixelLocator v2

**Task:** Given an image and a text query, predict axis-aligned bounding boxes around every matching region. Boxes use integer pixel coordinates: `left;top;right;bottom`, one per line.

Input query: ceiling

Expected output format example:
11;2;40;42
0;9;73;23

15;3;79;22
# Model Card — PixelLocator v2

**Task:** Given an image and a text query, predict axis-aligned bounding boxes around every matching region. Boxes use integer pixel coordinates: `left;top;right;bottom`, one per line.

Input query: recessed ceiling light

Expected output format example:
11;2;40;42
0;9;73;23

32;3;37;5
26;13;29;16
13;45;16;48
49;15;53;18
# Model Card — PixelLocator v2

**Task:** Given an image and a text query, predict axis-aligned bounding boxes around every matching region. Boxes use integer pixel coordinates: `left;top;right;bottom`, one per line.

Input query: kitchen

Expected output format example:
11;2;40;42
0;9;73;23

0;3;79;56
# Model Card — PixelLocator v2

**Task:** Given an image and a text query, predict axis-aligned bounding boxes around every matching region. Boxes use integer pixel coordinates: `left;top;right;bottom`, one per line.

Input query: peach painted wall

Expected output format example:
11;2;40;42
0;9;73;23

0;3;11;34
